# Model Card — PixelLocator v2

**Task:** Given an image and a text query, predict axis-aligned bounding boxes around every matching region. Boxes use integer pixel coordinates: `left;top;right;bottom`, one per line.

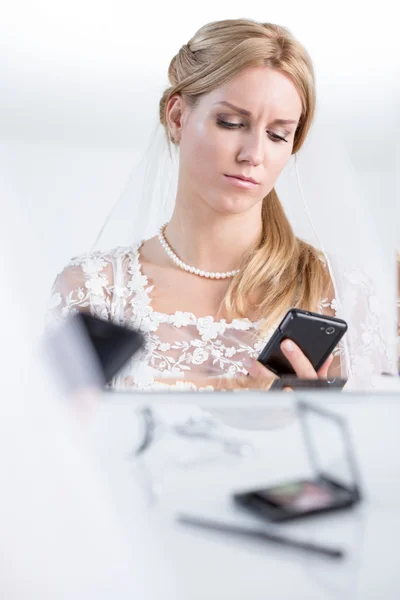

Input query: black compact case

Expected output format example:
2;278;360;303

233;401;363;523
45;312;145;392
78;312;145;384
234;476;357;523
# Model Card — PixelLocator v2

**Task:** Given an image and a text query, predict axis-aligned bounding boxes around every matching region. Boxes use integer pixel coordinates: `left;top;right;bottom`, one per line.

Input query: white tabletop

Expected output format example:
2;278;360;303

88;388;400;600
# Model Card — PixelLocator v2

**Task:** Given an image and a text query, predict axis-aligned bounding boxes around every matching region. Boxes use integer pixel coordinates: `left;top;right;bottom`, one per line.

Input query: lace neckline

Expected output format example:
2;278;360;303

133;241;266;331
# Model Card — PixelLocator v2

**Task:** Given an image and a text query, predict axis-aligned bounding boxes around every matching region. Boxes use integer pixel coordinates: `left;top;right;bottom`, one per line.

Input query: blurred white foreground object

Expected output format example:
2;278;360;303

0;175;180;599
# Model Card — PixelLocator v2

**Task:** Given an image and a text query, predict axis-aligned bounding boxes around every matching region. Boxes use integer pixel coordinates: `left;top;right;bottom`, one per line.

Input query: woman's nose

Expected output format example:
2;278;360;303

237;130;265;166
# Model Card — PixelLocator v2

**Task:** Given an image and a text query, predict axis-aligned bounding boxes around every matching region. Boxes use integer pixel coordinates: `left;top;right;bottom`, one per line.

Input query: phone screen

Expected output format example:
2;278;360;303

255;480;338;513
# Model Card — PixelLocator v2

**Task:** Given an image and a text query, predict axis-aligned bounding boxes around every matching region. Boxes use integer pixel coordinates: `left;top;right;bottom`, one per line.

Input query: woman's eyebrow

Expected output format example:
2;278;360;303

213;101;298;126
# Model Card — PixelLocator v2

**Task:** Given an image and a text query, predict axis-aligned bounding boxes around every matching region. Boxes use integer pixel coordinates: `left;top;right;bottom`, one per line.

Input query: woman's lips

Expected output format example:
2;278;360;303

224;175;259;189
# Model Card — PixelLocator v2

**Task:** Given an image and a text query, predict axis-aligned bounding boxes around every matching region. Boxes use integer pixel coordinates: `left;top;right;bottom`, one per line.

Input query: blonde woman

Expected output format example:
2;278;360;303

47;19;392;391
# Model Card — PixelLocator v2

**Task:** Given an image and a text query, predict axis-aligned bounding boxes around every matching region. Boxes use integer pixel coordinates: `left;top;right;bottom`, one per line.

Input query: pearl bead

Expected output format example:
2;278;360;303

157;223;240;280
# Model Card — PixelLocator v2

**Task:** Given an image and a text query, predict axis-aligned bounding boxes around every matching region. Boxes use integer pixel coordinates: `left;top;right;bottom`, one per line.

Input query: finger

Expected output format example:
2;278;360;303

280;340;318;379
317;353;334;378
283;387;293;392
242;356;277;383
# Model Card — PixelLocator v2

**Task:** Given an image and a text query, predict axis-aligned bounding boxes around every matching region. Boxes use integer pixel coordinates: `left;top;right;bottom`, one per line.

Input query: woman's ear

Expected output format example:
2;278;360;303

165;94;186;143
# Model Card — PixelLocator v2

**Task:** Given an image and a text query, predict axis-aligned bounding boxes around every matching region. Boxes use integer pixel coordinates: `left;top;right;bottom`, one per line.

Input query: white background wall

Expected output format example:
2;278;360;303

0;0;398;316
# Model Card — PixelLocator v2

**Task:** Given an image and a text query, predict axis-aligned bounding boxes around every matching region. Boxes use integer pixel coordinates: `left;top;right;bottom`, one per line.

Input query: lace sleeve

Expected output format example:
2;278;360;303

319;252;397;386
318;264;344;379
45;251;116;332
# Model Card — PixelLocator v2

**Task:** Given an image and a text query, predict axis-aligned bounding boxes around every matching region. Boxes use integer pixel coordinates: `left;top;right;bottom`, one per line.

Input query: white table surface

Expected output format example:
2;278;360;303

88;387;400;600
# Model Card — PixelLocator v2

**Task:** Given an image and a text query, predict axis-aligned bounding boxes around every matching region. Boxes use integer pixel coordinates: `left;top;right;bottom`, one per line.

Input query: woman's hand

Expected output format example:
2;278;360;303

243;339;334;391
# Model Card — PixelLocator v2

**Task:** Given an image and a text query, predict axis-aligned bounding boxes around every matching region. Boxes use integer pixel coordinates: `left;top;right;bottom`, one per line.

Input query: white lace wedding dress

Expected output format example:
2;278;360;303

45;242;394;391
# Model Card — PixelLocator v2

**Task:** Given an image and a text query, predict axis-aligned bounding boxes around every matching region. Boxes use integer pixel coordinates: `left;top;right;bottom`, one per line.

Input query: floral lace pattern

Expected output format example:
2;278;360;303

46;243;392;391
325;254;396;381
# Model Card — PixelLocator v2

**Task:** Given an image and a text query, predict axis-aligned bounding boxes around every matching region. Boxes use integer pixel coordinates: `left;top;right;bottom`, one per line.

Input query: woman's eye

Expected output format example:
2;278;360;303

267;131;288;143
217;118;288;143
217;118;243;129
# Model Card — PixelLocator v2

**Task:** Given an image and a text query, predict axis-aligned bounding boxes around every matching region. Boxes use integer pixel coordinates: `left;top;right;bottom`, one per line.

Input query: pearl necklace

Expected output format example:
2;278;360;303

157;223;240;280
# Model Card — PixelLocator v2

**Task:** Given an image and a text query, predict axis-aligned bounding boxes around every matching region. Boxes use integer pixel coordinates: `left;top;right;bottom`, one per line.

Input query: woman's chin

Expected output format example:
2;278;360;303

210;196;260;215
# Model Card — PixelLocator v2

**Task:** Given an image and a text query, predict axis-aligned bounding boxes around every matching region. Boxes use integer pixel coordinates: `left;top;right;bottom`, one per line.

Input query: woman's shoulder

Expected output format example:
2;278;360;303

46;244;142;327
296;237;327;264
65;243;141;270
51;244;141;301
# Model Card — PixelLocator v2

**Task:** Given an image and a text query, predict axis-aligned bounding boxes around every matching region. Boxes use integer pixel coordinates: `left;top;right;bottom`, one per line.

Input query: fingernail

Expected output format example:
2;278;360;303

282;340;294;352
242;356;253;370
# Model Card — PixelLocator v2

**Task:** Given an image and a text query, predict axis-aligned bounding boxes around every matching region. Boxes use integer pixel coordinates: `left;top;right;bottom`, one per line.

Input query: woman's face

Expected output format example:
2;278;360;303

174;66;303;215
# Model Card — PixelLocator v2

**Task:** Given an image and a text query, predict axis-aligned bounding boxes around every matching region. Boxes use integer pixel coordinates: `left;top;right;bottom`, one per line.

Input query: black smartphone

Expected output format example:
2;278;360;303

78;313;145;384
257;309;348;376
233;476;357;523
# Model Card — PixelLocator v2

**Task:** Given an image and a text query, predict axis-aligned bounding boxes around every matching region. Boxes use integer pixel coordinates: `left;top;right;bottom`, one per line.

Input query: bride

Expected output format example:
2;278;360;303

46;19;395;391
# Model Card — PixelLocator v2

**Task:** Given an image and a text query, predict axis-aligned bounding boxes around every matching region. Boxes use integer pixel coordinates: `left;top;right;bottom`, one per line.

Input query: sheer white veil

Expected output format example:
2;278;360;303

92;101;397;386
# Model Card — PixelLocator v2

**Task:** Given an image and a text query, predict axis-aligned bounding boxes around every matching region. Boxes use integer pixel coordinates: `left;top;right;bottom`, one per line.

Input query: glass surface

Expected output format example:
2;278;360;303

106;390;375;507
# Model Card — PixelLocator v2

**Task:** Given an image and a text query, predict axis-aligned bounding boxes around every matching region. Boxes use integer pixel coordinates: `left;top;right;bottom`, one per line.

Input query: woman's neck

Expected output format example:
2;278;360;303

165;201;263;274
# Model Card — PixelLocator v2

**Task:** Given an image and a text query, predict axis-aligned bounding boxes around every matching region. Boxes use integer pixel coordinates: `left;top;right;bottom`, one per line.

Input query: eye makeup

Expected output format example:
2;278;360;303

216;116;289;143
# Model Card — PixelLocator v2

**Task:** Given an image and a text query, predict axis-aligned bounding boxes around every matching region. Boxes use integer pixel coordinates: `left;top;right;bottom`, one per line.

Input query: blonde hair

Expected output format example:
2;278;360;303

159;18;331;330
